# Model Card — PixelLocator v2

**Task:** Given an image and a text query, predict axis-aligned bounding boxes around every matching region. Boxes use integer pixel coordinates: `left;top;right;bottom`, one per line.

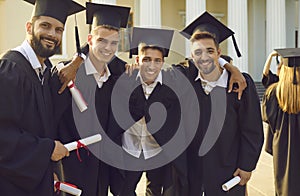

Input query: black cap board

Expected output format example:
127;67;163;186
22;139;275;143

181;11;241;57
275;48;300;84
274;48;300;67
129;27;174;58
86;2;130;29
23;0;85;25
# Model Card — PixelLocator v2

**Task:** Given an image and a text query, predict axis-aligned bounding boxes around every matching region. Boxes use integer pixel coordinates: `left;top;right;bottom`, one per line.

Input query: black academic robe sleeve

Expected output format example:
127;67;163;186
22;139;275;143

262;71;279;88
0;55;55;193
237;73;264;171
261;86;279;132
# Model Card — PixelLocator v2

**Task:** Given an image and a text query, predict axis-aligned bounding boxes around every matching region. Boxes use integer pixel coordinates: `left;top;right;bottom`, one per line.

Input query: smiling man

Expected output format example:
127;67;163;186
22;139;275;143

52;2;131;196
187;31;264;196
0;0;84;195
108;27;189;196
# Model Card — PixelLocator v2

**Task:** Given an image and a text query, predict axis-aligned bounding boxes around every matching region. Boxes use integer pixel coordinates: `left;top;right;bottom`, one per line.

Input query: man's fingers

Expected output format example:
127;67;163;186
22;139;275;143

239;179;247;186
58;82;68;94
129;66;133;76
233;169;239;177
58;71;66;83
237;90;243;100
125;64;130;74
228;80;234;93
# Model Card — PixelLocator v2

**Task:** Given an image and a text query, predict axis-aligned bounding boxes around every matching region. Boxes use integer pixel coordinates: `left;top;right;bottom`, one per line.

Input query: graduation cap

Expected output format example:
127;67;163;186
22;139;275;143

275;48;300;84
86;2;130;29
129;27;174;58
23;0;85;25
181;11;241;57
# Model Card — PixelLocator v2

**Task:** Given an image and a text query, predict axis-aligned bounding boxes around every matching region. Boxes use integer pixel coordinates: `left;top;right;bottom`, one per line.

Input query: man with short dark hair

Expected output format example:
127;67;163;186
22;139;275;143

52;2;130;196
187;30;263;196
112;27;186;196
0;0;84;195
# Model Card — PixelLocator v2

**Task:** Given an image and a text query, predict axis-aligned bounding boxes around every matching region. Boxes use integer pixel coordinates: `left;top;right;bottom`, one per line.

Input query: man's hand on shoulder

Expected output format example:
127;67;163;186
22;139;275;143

228;66;247;100
58;56;83;94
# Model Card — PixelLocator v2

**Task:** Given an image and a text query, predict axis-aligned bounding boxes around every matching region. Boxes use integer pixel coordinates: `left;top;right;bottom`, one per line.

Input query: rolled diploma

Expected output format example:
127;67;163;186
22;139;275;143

68;81;88;112
222;176;241;191
56;63;87;112
54;181;82;196
64;134;102;152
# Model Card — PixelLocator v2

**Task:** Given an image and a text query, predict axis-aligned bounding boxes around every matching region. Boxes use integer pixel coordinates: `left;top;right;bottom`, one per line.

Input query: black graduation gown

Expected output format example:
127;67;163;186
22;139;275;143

262;71;279;89
108;69;194;195
52;56;126;196
178;60;264;196
0;51;56;196
262;71;279;155
262;86;300;196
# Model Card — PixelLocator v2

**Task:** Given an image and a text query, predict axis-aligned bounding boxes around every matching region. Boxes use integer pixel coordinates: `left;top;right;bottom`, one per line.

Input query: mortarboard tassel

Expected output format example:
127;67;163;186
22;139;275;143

231;34;242;57
276;55;280;65
75;15;82;55
293;58;297;85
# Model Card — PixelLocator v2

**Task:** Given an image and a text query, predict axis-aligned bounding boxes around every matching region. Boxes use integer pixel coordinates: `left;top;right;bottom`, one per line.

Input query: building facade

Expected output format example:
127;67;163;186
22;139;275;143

0;0;299;81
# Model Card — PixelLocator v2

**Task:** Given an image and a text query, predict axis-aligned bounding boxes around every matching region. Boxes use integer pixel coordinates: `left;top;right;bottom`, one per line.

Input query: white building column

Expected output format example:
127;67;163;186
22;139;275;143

227;0;248;72
185;0;206;57
266;0;286;53
92;0;116;5
139;0;161;27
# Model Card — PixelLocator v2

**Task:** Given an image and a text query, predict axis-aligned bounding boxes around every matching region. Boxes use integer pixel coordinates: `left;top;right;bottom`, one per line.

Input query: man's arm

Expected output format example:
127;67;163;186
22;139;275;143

58;43;89;94
221;58;247;100
237;74;264;183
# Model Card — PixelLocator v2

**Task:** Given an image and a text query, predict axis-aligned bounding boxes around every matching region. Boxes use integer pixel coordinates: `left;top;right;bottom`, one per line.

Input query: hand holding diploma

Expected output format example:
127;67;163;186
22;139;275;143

64;134;102;151
56;63;88;112
54;181;82;196
222;168;252;191
51;141;69;161
222;176;241;191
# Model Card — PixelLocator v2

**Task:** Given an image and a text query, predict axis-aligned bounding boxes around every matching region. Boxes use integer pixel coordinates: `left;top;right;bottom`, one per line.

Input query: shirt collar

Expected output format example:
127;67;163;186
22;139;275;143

136;71;163;86
195;69;228;88
13;40;43;70
85;56;111;77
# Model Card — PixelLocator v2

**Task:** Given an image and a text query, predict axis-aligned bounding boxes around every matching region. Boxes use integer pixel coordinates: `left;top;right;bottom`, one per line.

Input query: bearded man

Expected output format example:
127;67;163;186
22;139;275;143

0;0;84;195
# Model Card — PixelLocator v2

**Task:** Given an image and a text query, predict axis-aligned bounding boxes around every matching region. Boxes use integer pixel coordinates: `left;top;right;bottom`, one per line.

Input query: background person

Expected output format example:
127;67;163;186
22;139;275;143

262;48;300;196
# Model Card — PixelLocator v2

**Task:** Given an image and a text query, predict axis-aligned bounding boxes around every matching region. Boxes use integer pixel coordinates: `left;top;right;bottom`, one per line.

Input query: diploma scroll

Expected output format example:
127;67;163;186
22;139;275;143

56;63;88;112
54;181;82;196
64;134;102;152
222;176;241;191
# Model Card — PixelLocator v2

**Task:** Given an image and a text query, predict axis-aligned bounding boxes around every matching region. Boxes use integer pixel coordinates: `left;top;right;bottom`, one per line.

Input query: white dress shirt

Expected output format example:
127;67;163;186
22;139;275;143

13;40;46;83
195;68;228;94
122;71;163;159
84;56;111;88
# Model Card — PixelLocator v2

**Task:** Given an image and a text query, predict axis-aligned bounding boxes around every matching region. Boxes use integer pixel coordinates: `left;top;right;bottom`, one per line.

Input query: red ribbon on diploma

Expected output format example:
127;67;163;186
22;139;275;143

55;181;61;194
55;181;78;194
67;81;88;107
76;140;90;162
68;83;75;88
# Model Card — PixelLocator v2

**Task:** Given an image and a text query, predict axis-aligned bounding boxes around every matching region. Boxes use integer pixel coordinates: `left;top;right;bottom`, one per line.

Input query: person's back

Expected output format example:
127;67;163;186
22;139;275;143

262;48;300;196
